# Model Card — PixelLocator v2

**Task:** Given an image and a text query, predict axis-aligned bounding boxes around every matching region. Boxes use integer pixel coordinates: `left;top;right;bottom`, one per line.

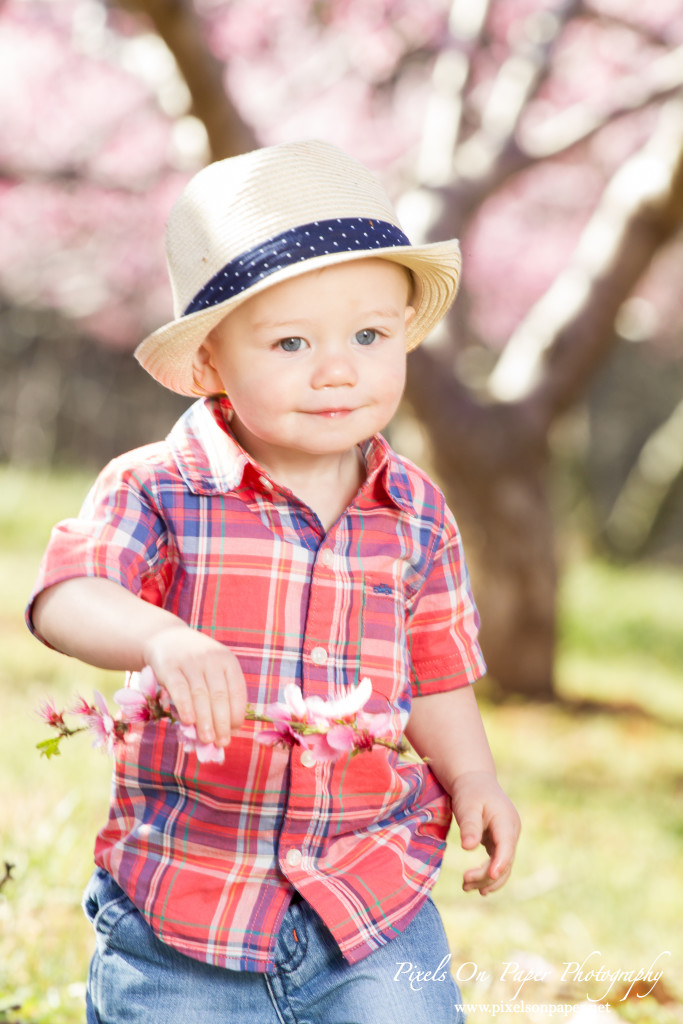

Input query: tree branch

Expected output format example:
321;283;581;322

605;397;683;554
404;342;547;480
114;0;258;160
582;1;674;50
488;96;683;424
523;43;683;160
476;0;584;147
408;0;583;244
416;0;492;186
0;163;164;192
447;0;583;208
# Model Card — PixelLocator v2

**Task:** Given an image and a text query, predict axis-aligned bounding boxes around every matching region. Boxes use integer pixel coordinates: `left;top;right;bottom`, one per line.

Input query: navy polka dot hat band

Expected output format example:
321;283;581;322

135;140;462;396
183;218;411;317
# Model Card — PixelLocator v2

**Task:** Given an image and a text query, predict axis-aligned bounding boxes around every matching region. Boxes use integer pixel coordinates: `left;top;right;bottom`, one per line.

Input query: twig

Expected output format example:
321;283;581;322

0;862;15;893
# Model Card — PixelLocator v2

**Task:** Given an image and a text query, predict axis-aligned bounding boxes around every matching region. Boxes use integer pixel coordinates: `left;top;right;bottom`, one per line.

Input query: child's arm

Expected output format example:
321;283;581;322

405;685;520;895
32;576;247;747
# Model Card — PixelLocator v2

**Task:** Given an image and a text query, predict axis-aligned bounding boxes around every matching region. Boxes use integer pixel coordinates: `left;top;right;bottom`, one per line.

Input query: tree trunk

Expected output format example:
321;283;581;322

117;0;258;160
454;463;557;700
405;349;557;697
405;96;683;698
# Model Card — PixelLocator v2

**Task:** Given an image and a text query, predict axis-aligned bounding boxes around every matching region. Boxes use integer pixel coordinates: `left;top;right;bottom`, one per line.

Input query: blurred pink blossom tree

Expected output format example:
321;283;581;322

3;0;683;695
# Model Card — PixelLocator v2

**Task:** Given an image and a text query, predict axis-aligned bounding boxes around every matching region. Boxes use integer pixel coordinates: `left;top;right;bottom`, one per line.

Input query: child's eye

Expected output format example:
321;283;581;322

355;329;378;346
277;337;306;352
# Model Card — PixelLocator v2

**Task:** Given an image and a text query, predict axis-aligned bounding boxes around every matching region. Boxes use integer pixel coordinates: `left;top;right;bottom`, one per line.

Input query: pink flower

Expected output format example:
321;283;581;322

174;723;225;764
353;710;393;750
114;689;153;722
257;682;333;753
258;683;321;741
70;691;127;753
262;683;312;724
88;691;121;754
137;666;161;697
71;695;96;718
254;694;299;749
114;668;161;722
327;724;360;750
256;679;378;761
263;678;373;729
356;710;392;736
305;677;373;722
255;720;298;748
299;724;357;761
36;698;66;729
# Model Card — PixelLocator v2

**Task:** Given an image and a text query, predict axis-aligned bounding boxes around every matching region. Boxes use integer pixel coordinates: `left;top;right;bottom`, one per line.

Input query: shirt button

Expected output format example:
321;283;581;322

320;548;333;567
310;646;328;666
259;475;273;490
286;848;303;867
300;750;316;768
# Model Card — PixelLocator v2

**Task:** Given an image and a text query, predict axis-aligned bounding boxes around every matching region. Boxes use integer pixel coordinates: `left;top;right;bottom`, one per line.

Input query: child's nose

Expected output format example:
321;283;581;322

311;349;358;389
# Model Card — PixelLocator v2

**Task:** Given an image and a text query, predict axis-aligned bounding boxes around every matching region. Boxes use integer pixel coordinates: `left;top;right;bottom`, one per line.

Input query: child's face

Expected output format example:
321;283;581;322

194;258;414;469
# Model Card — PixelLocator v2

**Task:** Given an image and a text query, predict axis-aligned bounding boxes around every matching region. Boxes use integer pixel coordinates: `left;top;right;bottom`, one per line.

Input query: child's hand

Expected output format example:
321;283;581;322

143;626;247;748
450;771;521;896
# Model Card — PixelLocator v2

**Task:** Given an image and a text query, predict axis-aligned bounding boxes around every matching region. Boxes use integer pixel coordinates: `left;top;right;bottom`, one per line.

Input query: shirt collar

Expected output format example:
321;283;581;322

168;397;416;517
359;434;417;517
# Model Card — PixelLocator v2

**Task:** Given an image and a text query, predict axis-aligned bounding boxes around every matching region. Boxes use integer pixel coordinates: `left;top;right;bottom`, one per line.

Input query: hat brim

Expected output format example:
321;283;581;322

135;240;461;396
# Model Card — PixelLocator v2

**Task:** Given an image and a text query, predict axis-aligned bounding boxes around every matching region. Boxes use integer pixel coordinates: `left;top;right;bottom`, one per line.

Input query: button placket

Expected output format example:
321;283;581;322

310;646;328;666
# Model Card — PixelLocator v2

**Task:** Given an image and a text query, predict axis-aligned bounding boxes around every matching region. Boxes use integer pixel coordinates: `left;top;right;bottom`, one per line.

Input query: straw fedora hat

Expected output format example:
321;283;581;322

135;139;462;396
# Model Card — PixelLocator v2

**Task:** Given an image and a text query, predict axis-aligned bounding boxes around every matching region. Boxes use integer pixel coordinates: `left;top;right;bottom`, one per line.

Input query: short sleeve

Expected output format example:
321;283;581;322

26;457;170;643
406;506;486;697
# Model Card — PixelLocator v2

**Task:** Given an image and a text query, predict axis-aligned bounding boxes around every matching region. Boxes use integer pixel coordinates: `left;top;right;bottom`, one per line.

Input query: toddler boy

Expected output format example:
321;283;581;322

28;140;520;1023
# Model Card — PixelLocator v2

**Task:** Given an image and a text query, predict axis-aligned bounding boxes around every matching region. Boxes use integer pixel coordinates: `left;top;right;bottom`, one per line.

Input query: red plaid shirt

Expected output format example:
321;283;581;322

28;397;485;972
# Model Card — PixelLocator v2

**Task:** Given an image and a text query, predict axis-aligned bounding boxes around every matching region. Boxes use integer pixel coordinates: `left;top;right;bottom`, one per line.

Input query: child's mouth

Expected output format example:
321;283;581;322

309;409;353;418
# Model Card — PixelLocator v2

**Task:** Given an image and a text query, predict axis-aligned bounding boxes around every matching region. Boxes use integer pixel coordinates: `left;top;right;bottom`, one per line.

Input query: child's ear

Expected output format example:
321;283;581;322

192;338;225;396
404;304;416;328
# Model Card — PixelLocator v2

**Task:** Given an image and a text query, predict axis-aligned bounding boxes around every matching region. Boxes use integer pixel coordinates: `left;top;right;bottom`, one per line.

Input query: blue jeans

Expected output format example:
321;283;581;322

83;868;465;1023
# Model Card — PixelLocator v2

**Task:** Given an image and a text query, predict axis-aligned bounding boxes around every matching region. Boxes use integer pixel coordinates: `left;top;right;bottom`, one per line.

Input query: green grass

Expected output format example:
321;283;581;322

1;467;118;1023
435;559;683;1022
2;466;683;1022
557;557;683;723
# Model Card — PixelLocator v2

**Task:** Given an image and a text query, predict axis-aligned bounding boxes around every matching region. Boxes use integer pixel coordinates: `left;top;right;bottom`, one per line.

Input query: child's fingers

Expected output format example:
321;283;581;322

226;656;247;732
203;682;231;744
456;793;521;895
202;662;235;744
463;858;512;895
457;813;483;851
145;627;248;745
462;860;491;892
203;656;247;745
150;666;221;745
189;682;216;743
161;666;197;728
488;830;518;880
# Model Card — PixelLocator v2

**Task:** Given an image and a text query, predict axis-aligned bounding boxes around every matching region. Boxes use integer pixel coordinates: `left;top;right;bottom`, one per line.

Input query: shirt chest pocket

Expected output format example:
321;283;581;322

358;574;411;708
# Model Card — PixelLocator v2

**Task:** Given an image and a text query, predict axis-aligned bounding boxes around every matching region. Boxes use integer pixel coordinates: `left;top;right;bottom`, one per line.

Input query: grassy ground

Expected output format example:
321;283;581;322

1;466;682;1023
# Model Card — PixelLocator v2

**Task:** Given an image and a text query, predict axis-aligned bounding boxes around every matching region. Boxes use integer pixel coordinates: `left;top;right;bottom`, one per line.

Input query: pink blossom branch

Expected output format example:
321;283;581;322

36;670;407;765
